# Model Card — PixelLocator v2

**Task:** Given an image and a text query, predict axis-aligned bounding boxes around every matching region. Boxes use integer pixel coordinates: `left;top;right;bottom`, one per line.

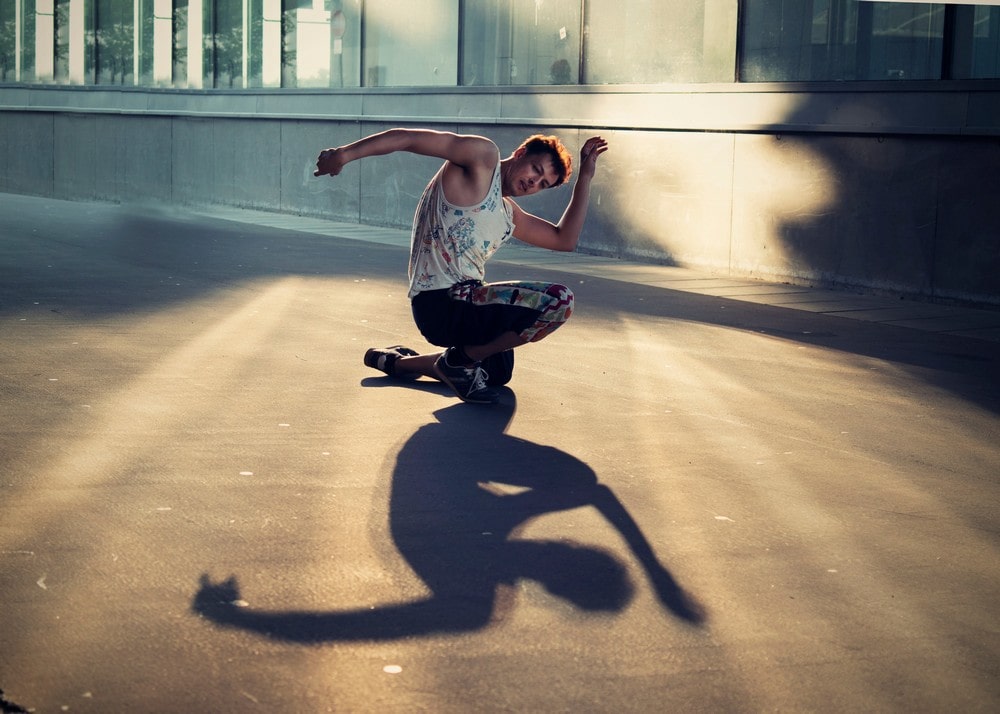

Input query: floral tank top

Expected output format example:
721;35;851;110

407;151;515;298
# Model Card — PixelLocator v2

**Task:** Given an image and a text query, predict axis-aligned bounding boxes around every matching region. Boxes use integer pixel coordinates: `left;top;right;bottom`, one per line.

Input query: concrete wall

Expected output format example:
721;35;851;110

1;84;998;305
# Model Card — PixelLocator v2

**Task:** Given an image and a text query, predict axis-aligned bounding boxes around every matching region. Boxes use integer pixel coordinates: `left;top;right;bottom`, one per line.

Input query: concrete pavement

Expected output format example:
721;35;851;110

1;193;999;713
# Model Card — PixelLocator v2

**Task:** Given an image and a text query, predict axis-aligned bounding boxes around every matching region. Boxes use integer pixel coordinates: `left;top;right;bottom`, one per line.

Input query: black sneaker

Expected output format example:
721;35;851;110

433;351;499;404
364;345;419;380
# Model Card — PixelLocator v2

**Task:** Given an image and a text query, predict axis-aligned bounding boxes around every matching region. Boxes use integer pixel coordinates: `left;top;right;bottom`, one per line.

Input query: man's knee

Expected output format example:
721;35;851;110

545;282;574;301
544;283;574;319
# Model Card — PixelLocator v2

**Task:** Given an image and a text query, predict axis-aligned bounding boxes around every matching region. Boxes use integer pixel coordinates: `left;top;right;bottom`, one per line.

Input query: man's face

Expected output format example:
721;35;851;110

508;152;560;197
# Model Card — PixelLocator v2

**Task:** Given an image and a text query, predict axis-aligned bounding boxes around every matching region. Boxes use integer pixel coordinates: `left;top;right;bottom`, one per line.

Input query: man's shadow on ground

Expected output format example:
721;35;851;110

192;394;705;642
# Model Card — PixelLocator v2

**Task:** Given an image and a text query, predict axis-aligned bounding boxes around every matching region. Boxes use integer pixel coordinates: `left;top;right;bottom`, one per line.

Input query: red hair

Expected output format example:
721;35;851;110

518;134;573;187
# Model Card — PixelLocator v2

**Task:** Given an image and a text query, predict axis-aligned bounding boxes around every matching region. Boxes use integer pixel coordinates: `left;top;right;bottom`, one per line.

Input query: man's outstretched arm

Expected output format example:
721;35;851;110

510;135;608;252
314;128;495;178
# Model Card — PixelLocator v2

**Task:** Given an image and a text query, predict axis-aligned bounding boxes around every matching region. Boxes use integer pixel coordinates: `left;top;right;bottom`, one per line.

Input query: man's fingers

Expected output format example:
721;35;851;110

583;136;608;155
582;137;608;164
315;149;331;178
314;148;344;178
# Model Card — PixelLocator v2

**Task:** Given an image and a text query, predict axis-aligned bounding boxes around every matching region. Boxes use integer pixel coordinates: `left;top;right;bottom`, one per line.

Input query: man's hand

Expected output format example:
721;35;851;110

314;147;348;177
578;136;609;180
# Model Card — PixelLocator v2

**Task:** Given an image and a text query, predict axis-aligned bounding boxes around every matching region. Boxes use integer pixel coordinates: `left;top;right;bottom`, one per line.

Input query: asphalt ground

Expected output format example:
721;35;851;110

1;193;998;713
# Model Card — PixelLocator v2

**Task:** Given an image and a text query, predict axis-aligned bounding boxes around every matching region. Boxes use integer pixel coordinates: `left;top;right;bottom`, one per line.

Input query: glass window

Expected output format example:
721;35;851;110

1;0;16;81
363;0;457;86
247;0;283;87
461;0;581;86
948;4;1000;79
969;5;1000;78
247;0;261;85
282;0;361;88
740;0;945;82
173;0;187;85
16;0;38;82
137;0;153;84
54;0;69;80
327;1;361;88
585;0;737;83
868;1;943;80
51;0;90;84
132;0;173;86
213;0;242;87
280;0;296;86
95;0;132;84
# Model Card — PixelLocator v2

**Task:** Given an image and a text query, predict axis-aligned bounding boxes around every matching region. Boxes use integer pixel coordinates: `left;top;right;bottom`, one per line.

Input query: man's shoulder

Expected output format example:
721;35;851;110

448;134;500;169
439;137;500;206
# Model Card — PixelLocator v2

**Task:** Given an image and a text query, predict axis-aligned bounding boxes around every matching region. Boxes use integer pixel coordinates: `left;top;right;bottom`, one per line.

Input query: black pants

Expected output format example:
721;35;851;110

411;284;539;387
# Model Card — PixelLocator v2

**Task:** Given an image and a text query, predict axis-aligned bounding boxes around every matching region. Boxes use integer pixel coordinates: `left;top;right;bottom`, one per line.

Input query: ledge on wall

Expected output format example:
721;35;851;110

1;81;998;137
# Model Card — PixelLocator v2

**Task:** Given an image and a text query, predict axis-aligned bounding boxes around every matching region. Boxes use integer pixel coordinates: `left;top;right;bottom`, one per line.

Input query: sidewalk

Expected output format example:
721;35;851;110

1;194;998;713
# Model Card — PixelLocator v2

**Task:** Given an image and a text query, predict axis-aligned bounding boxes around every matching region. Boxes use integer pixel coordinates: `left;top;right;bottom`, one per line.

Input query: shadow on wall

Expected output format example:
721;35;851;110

564;96;999;306
192;395;705;643
748;124;1000;305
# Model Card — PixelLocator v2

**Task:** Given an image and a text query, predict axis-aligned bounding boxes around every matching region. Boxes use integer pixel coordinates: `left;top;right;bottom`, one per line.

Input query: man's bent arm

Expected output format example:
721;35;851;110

511;136;608;252
315;128;495;177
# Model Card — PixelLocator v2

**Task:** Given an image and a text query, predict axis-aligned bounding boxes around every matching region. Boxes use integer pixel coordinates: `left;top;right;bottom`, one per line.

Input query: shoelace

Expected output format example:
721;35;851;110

467;365;491;394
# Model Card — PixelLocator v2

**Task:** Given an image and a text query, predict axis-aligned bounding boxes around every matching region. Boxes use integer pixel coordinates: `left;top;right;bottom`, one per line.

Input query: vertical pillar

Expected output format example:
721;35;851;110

36;0;55;81
241;0;248;88
187;0;203;87
134;0;141;82
68;0;84;83
262;0;280;87
153;0;172;84
15;0;22;80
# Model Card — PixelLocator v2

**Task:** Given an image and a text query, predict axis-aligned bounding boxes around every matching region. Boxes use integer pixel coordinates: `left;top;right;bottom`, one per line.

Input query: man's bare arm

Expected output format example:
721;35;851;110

314;128;496;178
510;136;608;252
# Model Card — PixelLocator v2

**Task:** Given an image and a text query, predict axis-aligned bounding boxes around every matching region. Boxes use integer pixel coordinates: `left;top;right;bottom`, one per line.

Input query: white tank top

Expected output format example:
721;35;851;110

407;152;515;298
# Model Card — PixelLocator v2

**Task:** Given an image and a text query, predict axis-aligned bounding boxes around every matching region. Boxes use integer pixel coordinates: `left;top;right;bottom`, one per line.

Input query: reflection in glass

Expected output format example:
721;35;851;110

363;0;456;86
586;0;737;83
280;0;359;88
53;0;68;80
95;0;132;84
740;0;945;82
246;0;259;85
212;0;241;87
970;5;1000;78
2;0;996;90
1;0;16;80
949;4;1000;79
15;0;38;82
138;0;152;84
462;0;580;86
173;0;187;85
868;1;943;80
283;0;329;87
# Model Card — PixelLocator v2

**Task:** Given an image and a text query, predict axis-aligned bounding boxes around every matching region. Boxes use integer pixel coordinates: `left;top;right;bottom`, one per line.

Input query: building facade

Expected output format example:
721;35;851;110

1;0;999;304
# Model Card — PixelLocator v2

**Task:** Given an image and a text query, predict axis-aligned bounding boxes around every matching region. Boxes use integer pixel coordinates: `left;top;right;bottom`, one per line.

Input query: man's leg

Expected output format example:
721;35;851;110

366;281;572;401
465;331;527;362
396;280;572;376
393;352;441;378
391;330;521;377
366;347;498;403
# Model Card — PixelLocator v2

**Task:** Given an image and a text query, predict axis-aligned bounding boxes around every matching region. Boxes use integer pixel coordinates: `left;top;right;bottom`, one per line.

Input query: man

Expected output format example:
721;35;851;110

314;129;608;403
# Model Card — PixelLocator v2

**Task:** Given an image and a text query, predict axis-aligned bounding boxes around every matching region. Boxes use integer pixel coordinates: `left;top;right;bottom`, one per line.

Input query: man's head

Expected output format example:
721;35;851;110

504;134;573;197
